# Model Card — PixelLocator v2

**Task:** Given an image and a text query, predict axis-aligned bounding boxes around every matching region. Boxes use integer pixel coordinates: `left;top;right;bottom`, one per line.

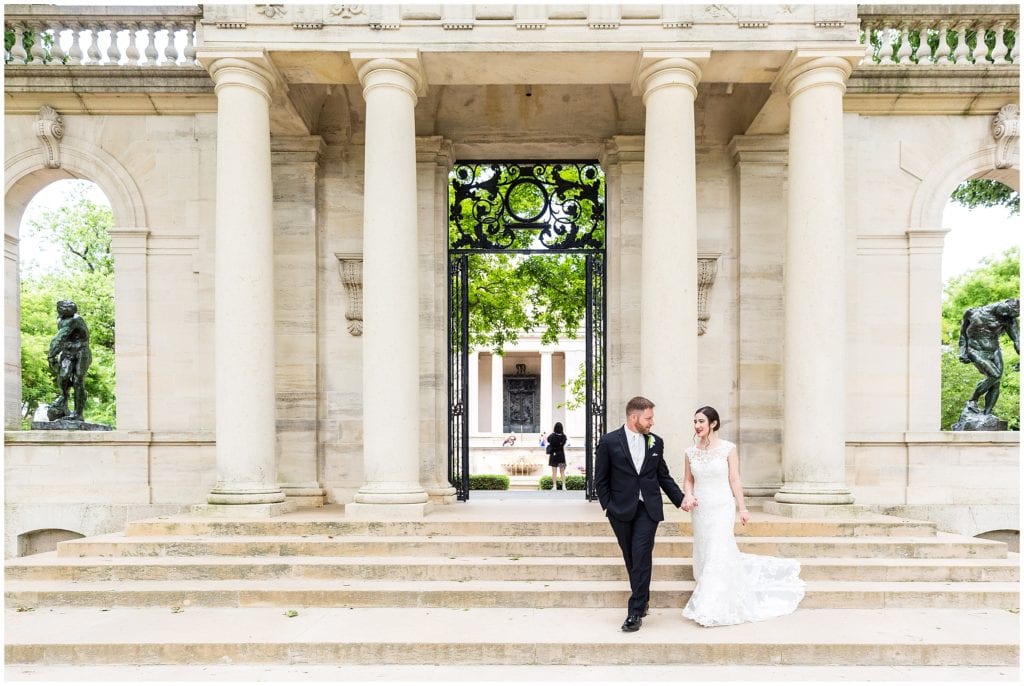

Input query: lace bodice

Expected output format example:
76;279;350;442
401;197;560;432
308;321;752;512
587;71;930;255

685;440;734;506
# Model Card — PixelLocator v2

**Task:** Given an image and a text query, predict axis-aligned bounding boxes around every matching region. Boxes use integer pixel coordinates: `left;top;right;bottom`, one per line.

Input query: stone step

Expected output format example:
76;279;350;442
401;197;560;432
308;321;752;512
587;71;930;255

7;664;1020;682
6;579;1019;610
54;532;1007;559
123;515;937;539
7;553;1019;583
5;607;1018;666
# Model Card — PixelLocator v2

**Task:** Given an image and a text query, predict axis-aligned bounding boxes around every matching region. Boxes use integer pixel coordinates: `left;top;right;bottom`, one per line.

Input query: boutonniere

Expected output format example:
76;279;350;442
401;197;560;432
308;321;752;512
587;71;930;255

646;435;654;450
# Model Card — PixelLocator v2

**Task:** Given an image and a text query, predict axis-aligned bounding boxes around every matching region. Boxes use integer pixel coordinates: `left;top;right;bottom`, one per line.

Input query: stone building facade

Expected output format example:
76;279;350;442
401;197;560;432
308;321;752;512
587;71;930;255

4;4;1019;555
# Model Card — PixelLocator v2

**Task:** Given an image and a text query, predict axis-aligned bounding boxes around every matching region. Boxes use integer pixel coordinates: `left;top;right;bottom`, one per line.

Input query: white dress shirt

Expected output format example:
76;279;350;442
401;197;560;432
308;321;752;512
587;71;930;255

624;424;645;501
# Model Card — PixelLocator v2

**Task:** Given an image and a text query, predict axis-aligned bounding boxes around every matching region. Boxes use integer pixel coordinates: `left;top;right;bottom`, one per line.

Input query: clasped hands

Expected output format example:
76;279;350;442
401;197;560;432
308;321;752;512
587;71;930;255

681;495;698;512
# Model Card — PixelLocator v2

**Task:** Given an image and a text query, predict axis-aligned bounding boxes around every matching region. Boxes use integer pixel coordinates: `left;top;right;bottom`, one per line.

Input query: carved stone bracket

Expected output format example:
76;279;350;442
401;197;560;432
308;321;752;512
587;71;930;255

697;253;721;335
335;253;363;336
35;105;64;169
992;104;1019;169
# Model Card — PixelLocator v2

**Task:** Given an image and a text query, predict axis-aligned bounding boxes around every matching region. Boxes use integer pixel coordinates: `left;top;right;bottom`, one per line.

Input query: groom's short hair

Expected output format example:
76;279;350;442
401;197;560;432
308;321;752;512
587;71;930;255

626;396;654;415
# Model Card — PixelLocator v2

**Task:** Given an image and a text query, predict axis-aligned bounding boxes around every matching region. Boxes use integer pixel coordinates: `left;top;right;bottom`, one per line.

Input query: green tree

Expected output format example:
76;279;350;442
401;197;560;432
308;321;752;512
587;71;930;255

940;246;1020;430
20;182;116;426
950;180;1020;216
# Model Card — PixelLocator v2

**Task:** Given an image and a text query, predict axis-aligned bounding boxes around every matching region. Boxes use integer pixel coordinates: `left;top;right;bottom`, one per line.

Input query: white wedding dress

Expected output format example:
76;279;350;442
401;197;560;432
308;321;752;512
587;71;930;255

682;440;806;627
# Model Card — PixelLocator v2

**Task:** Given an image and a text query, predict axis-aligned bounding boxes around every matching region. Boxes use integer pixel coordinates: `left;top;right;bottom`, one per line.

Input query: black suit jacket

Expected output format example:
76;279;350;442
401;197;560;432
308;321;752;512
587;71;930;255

595;427;684;522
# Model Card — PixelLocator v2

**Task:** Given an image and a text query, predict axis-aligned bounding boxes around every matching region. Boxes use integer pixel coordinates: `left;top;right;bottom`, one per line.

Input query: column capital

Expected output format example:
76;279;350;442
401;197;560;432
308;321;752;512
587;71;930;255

416;135;454;166
197;50;284;103
351;50;427;98
774;49;862;100
601;135;645;166
632;49;710;101
271;135;327;164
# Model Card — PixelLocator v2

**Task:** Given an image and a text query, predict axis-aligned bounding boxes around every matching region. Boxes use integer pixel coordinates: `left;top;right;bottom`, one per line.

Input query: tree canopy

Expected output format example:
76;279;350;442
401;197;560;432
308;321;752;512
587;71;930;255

20;181;116;426
950;179;1020;216
940;245;1019;430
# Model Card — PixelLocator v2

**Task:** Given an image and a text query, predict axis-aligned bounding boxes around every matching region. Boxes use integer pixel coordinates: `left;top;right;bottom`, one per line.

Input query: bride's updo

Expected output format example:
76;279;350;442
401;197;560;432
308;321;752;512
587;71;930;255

695;406;721;432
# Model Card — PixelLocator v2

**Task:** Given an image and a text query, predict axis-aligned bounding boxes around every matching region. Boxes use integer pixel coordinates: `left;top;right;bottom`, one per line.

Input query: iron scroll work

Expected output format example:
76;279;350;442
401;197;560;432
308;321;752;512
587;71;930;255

448;161;607;501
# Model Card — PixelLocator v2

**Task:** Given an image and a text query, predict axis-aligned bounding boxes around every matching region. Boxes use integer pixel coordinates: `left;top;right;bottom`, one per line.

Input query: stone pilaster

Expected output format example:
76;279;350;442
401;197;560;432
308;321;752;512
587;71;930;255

767;51;861;515
907;228;951;432
729;135;788;497
346;52;431;517
468;351;480;434
198;52;287;513
633;50;708;452
272;135;327;506
417;135;457;504
107;228;150;432
5;232;21;430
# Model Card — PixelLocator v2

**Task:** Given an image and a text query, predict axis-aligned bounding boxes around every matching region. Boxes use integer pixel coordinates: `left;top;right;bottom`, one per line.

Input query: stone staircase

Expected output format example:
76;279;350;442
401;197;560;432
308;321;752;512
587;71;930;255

4;502;1020;673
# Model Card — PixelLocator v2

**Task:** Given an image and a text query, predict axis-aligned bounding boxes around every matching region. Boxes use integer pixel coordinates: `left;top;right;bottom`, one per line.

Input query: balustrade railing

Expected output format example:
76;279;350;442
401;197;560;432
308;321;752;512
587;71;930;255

859;6;1018;65
4;6;201;67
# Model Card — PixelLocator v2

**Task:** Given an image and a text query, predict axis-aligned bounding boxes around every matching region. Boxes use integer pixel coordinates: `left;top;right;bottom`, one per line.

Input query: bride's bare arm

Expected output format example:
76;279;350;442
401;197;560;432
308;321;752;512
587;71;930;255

682;454;697;510
727;446;749;525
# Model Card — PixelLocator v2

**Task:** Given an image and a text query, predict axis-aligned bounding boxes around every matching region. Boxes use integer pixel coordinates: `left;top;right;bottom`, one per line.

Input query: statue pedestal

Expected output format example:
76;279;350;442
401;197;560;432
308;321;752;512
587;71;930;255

31;419;113;431
951;404;1009;431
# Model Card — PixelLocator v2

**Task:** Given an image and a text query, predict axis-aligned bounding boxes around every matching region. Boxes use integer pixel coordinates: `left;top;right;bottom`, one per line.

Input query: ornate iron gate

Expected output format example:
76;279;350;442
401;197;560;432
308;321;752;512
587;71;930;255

447;161;606;501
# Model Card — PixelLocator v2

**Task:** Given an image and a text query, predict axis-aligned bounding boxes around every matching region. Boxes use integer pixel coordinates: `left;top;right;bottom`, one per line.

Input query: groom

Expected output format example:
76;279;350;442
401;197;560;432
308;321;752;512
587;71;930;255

595;396;684;632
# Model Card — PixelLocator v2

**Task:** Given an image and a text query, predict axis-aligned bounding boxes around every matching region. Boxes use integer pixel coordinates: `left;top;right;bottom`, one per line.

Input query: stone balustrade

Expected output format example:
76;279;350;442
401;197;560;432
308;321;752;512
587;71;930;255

859;5;1018;65
4;5;201;67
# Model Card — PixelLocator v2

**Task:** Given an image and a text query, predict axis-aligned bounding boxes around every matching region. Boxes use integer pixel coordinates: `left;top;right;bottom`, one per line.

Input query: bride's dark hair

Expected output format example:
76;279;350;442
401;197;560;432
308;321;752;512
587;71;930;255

694;406;721;432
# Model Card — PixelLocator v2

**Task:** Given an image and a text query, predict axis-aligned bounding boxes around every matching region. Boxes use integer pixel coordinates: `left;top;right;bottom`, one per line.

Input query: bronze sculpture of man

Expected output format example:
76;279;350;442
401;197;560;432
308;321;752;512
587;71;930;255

958;298;1020;415
47;299;93;421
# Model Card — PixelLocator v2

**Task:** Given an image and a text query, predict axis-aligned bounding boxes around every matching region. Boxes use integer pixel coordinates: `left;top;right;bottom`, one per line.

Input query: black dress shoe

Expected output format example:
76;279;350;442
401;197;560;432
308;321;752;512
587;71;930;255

621;615;642;632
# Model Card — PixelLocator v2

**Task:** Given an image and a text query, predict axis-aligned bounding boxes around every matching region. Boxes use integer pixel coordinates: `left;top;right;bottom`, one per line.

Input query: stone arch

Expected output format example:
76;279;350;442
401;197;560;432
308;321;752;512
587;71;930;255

5;134;147;236
909;144;1020;231
16;528;85;556
4;134;151;430
974;528;1020;554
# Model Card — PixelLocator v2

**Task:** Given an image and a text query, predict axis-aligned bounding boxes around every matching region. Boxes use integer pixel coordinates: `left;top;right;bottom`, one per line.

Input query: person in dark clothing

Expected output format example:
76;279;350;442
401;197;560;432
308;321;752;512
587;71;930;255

545;422;568;491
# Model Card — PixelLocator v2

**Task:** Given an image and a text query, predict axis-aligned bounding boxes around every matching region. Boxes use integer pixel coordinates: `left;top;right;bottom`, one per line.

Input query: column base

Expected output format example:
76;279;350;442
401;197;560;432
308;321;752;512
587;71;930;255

743;484;782;497
762;501;869;518
354;482;430;505
207;486;286;506
773;483;854;506
344;502;434;520
188;501;298;518
425;482;458;506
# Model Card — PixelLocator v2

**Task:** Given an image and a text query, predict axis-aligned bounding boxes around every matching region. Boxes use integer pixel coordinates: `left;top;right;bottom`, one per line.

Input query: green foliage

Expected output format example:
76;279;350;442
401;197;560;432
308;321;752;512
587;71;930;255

538;475;586;491
940;246;1020;430
468;253;586;354
468;474;510;490
4;27;60;65
19;182;116;426
864;27;1017;65
950;180;1020;216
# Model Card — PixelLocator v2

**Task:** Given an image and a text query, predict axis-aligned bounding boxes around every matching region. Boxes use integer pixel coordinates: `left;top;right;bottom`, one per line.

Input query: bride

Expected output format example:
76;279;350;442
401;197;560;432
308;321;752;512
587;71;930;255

681;406;806;626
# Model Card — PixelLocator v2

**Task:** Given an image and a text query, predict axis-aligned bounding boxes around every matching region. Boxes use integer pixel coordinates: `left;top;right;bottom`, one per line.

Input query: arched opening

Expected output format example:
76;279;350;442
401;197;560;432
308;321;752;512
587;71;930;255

17;528;85;557
18;179;116;427
939;178;1019;430
974;529;1020;553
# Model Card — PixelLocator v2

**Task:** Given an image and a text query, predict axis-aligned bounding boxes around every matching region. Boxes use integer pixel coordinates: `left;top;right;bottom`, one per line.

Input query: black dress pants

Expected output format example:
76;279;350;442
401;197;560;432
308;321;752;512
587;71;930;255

608;504;659;616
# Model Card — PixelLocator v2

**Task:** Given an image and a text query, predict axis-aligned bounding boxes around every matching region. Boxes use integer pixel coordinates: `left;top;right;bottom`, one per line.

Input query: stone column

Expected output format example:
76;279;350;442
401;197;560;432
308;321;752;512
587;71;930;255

563;347;586;437
347;52;431;517
907;228;951;432
767;52;860;515
468;351;480;434
540;351;553;434
200;54;286;513
491;353;504;435
633;51;708;452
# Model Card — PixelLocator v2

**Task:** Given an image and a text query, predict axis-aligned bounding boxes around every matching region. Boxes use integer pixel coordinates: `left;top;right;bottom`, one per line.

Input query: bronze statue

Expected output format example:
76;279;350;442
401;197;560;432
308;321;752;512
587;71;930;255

957;297;1019;416
46;300;93;421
